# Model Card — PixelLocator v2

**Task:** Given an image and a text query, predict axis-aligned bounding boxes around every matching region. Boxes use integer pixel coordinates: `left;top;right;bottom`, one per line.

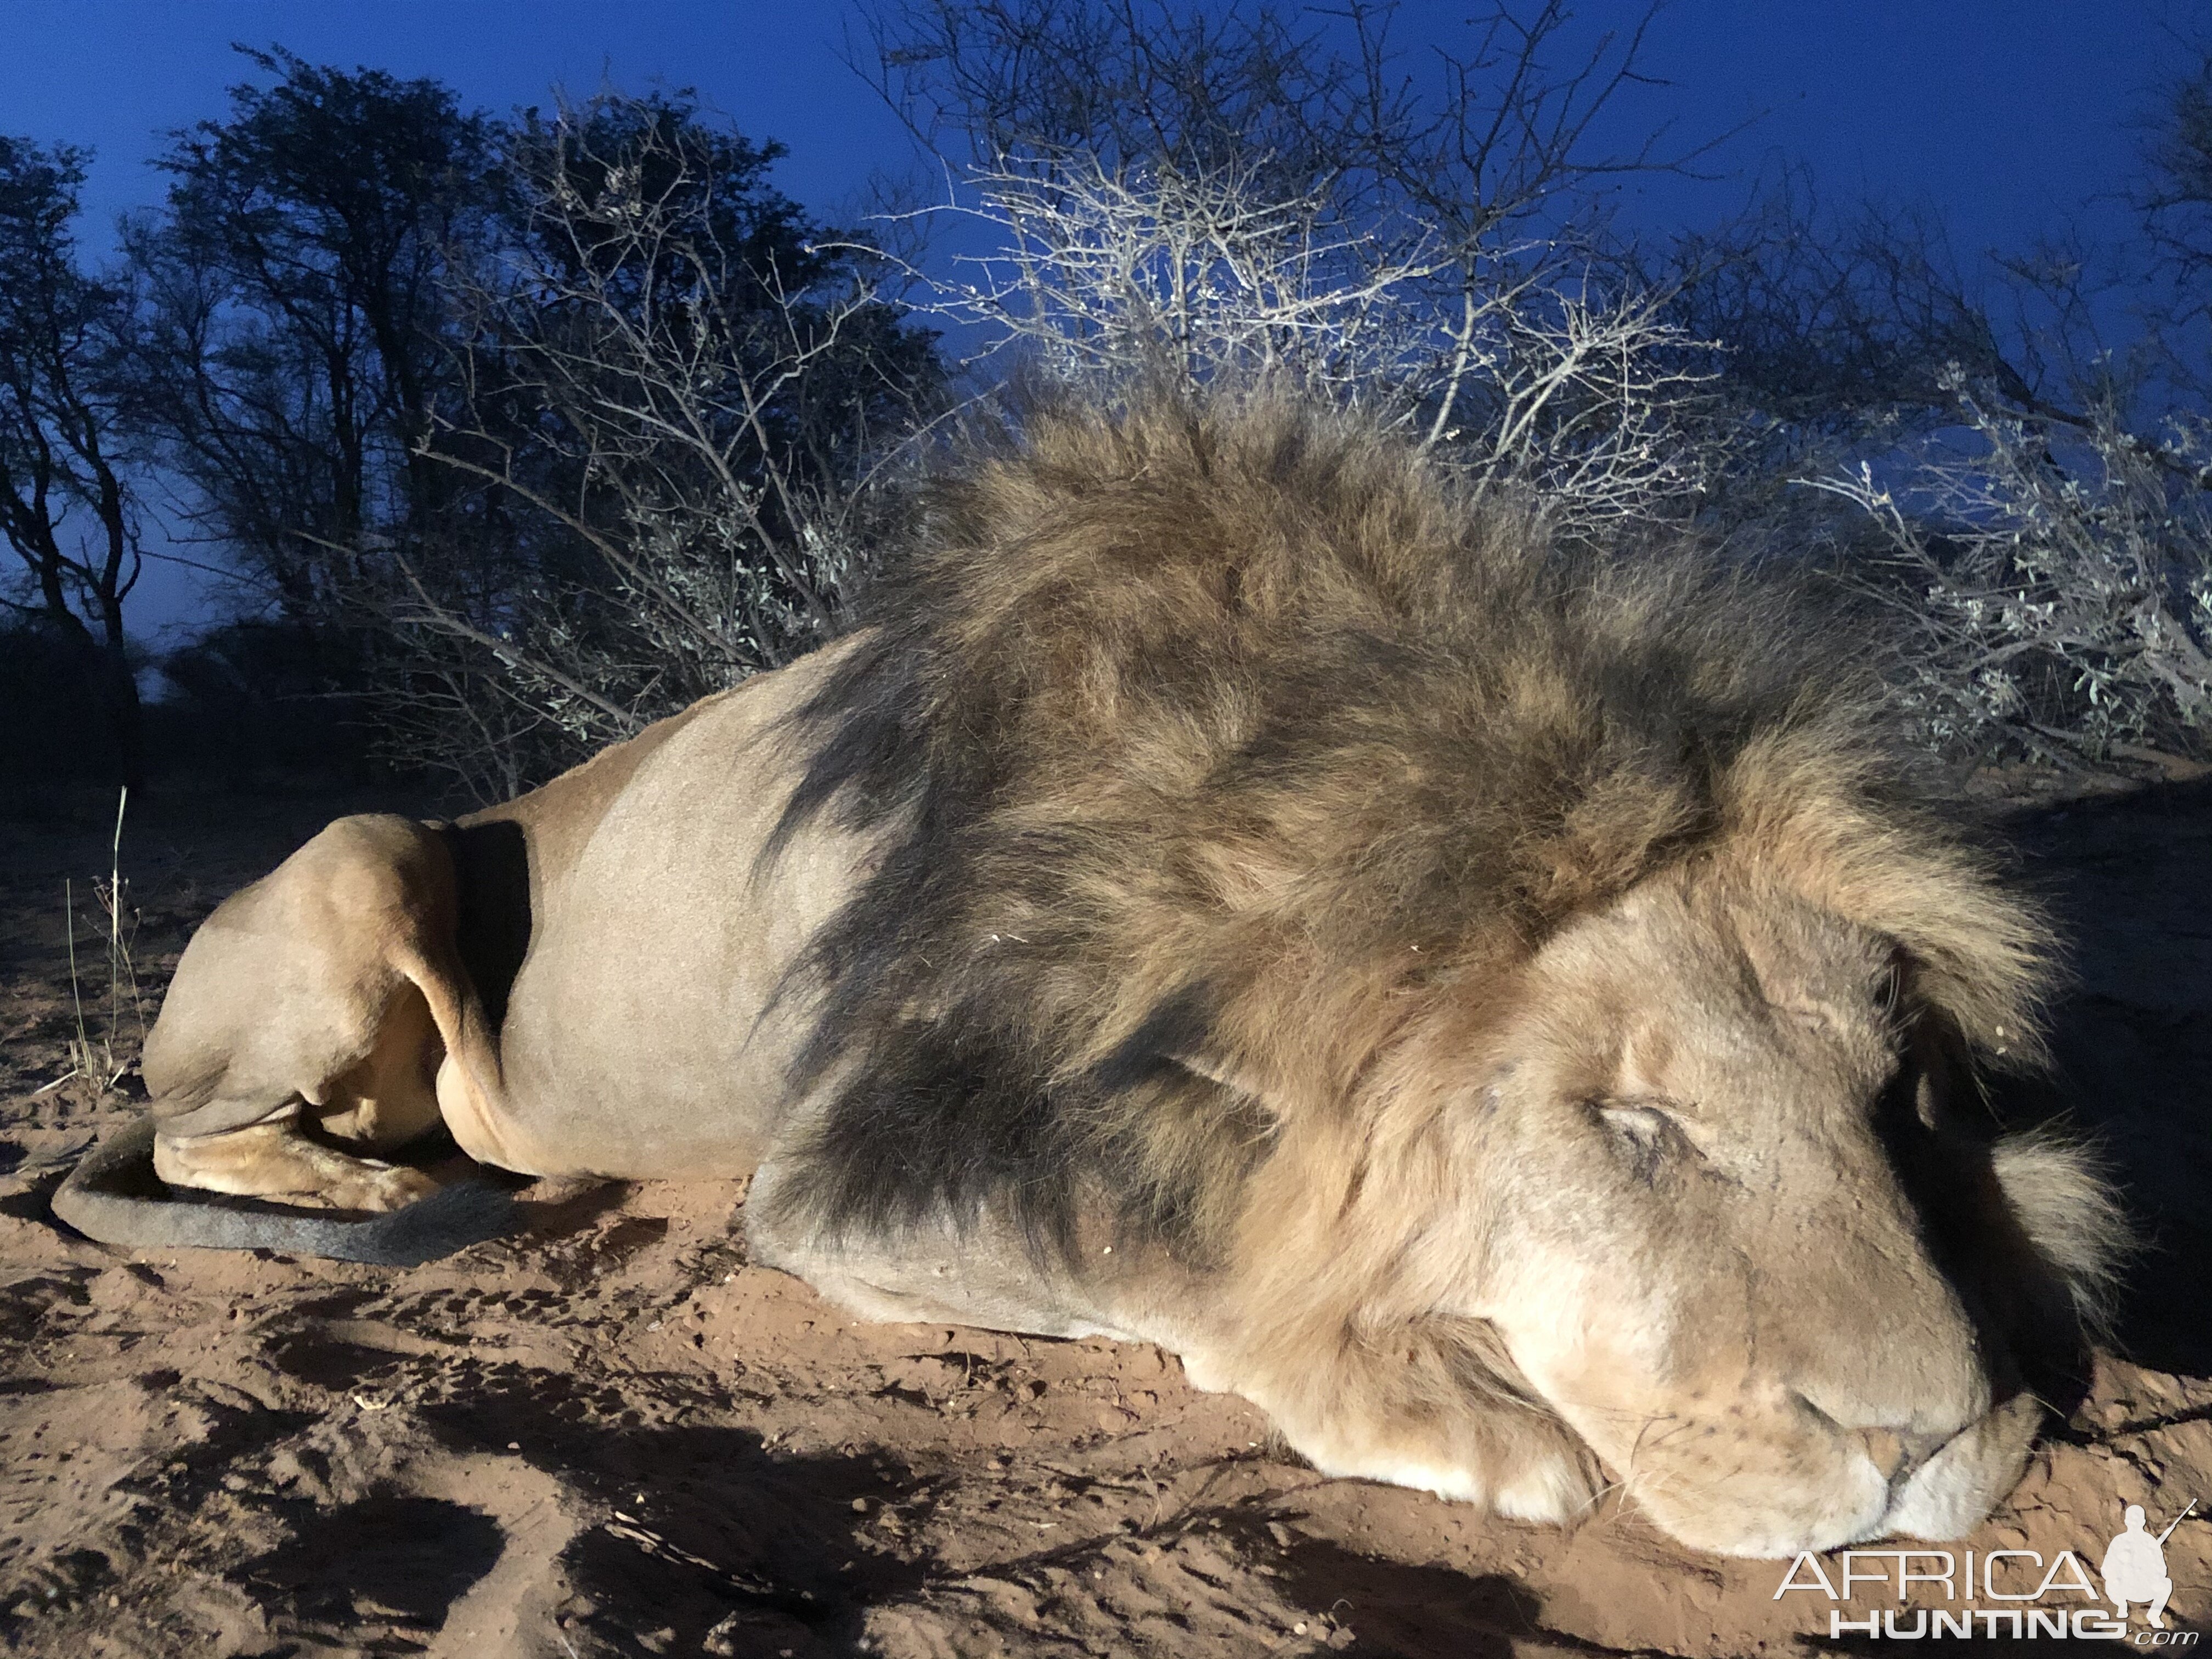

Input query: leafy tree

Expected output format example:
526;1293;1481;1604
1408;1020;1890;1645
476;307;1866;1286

118;46;501;608
0;136;145;783
109;55;943;797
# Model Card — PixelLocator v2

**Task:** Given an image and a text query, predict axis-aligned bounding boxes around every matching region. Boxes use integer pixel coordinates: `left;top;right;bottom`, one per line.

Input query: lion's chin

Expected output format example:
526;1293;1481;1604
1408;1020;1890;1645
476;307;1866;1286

1870;1392;2042;1547
1612;1394;2044;1560
1641;1469;1895;1561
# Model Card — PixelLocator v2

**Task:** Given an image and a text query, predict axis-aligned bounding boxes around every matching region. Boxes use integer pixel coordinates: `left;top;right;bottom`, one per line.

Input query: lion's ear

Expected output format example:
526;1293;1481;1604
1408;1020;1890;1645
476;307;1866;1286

1877;961;2000;1139
1888;939;2039;1109
1866;888;2053;1073
1900;997;1967;1132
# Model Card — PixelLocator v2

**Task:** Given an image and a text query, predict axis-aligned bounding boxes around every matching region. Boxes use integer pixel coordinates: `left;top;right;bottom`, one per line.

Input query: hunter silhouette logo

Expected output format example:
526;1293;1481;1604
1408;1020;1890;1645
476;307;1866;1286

2103;1501;2194;1630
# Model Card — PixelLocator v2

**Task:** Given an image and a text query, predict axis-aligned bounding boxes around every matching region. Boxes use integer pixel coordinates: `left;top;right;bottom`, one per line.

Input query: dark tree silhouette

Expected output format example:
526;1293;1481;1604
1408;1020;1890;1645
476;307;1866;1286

119;46;502;607
0;136;145;784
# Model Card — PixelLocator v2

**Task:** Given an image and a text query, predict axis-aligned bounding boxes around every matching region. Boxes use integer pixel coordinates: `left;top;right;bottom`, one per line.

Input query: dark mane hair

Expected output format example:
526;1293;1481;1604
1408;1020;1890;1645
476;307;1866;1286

763;387;2052;1262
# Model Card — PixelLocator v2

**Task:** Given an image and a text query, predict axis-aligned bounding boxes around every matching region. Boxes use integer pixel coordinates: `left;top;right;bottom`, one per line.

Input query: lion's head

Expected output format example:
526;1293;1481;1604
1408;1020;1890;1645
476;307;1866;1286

1302;861;2121;1556
771;387;2127;1558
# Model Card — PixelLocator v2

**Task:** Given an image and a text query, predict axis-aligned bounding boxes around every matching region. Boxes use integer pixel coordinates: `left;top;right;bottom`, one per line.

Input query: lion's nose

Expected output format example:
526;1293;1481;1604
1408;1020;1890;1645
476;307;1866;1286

1859;1427;1951;1485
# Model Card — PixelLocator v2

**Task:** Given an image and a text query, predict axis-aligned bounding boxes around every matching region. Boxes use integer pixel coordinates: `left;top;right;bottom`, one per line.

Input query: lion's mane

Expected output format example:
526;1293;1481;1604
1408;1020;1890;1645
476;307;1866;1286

768;389;2055;1261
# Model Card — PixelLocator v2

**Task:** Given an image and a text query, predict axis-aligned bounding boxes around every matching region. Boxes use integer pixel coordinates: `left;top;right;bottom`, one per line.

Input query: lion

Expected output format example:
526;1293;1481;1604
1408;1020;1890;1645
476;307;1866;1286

54;390;2126;1558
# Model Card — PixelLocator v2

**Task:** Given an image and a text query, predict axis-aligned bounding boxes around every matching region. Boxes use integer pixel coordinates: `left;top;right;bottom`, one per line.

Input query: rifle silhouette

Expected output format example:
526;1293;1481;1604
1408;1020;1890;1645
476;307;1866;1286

2156;1499;2198;1546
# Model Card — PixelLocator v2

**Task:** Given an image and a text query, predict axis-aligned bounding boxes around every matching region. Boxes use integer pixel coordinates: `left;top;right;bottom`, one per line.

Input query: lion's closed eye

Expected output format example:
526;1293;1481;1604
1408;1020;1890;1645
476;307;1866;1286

1592;1100;1681;1183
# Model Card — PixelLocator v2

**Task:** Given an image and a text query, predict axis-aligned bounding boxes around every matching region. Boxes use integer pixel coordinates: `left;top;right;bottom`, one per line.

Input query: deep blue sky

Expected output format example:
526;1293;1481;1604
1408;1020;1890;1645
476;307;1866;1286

0;0;2185;640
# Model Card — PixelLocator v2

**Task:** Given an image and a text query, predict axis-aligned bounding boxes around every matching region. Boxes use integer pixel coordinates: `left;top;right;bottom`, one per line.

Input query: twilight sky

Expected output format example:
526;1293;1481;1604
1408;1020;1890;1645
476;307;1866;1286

0;0;2186;639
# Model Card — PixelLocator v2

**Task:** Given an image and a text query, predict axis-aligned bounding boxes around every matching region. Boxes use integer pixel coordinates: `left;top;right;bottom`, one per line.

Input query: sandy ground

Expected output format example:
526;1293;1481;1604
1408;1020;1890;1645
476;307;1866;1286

1;774;2208;1658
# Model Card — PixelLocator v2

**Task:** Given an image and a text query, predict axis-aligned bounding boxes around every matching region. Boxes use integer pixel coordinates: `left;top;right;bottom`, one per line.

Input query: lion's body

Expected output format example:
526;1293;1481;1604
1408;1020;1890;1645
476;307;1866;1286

54;393;2125;1558
429;647;877;1184
135;645;865;1183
